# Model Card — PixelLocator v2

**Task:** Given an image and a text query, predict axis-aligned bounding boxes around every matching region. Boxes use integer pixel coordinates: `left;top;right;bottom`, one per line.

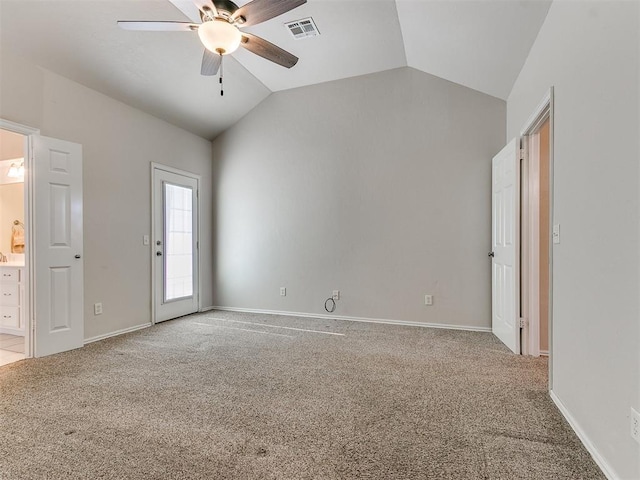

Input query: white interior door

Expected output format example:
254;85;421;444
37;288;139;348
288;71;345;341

32;135;84;357
153;166;199;323
491;139;520;354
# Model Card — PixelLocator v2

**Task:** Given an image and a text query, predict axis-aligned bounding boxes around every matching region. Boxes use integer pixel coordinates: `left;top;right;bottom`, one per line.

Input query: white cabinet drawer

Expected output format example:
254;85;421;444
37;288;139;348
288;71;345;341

0;268;20;284
0;284;19;306
0;307;20;329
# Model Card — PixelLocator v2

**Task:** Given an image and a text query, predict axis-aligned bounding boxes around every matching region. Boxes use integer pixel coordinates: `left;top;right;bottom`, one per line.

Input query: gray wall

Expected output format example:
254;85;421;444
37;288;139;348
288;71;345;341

212;67;505;329
0;50;214;340
507;2;640;478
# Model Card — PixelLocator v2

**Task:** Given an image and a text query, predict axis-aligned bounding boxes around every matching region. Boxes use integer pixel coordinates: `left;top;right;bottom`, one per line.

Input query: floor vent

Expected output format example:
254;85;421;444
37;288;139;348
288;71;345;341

285;17;320;39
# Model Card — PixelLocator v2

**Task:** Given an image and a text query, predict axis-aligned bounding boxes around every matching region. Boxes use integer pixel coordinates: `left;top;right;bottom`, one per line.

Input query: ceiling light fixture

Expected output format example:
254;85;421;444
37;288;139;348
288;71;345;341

197;20;241;55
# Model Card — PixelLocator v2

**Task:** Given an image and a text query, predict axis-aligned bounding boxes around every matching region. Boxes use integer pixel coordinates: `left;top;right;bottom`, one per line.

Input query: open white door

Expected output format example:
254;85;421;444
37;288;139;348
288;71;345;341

32;135;83;357
491;139;520;354
152;165;199;323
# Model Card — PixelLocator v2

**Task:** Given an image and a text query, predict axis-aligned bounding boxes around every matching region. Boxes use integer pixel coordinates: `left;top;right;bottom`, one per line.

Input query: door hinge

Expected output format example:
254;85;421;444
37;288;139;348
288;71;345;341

519;317;528;328
519;148;525;160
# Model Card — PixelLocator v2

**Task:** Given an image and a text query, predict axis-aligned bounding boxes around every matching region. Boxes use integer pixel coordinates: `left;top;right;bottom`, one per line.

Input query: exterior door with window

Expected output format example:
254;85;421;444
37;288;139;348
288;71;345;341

152;166;199;323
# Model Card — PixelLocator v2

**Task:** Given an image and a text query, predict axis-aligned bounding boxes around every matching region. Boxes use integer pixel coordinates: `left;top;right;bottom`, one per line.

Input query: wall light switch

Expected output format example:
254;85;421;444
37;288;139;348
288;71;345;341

143;235;150;246
631;407;640;444
552;224;560;244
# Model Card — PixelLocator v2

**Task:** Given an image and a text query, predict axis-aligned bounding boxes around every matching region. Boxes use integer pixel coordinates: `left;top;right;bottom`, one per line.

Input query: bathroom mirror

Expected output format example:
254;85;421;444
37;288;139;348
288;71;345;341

0;160;24;262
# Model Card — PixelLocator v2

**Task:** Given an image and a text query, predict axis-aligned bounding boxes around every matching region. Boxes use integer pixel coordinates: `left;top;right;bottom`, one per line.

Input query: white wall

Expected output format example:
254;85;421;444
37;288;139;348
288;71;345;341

507;2;640;478
212;67;505;329
0;50;214;340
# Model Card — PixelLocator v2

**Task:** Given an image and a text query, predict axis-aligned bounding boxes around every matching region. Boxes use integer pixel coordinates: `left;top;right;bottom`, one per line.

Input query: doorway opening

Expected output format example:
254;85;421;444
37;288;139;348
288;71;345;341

521;117;551;357
520;89;553;364
0;118;85;364
0;128;27;366
491;88;553;386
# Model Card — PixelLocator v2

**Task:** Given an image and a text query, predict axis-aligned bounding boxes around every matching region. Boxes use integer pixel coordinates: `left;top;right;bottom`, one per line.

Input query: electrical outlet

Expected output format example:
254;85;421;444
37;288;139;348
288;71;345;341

280;287;286;297
424;295;433;306
332;290;340;300
94;303;103;315
631;407;640;444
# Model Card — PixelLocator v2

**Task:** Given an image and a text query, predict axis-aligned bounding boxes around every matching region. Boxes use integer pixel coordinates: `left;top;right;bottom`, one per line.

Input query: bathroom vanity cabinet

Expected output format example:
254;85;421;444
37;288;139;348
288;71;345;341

0;265;24;335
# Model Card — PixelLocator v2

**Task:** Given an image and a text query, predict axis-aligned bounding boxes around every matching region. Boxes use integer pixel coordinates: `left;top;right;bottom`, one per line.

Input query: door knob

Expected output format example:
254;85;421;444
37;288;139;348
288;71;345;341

488;251;495;258
75;254;81;259
156;251;162;256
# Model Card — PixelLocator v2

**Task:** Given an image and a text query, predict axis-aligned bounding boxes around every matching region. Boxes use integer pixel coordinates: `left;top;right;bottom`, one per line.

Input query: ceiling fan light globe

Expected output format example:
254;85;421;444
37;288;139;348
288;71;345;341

198;20;241;55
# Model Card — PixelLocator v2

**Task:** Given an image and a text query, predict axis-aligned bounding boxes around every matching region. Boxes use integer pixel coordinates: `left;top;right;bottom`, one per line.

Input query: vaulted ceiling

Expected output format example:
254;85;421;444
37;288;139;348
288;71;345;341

0;0;551;139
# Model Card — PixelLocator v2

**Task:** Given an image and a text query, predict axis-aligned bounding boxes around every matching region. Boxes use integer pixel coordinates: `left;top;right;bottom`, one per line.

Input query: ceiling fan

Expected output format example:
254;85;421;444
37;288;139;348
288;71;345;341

118;0;306;79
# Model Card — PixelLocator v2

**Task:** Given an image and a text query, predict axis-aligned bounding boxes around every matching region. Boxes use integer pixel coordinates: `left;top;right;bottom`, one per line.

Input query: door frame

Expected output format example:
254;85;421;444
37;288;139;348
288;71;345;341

150;163;201;324
519;88;554;387
0;118;40;359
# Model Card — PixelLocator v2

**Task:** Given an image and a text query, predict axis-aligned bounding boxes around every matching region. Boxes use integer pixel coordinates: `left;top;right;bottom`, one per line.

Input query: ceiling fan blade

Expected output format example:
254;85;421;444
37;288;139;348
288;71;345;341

167;0;203;23
232;0;306;27
201;49;222;75
240;33;298;68
117;21;197;32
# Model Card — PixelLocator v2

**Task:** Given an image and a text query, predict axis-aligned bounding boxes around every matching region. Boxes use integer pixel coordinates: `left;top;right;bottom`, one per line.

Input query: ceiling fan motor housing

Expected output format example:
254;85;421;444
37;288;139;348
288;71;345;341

208;0;240;20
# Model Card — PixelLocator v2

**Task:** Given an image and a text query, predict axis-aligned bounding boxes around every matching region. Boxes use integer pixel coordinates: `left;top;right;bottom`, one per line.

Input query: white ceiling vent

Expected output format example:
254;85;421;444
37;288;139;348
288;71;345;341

285;17;320;39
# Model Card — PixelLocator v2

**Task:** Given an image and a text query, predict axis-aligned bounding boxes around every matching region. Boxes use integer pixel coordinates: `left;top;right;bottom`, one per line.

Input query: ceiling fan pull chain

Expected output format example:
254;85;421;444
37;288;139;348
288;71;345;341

219;53;224;97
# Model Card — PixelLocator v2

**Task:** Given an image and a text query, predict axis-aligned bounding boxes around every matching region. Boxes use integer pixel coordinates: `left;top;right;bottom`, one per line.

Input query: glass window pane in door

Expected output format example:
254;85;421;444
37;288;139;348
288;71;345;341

164;183;193;301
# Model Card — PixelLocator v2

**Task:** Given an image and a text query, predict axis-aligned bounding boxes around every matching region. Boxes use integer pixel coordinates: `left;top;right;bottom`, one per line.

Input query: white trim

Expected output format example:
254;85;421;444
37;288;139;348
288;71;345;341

0;119;40;136
25;135;34;359
151;162;202;180
548;88;554;389
526;131;542;357
520;88;552;136
549;390;618;480
520;139;531;356
83;322;151;345
540;350;549;356
0;119;37;359
199;306;216;312
211;306;492;332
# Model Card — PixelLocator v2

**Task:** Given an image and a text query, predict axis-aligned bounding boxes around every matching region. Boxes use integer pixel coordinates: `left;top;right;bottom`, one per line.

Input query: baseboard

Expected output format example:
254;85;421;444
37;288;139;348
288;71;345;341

199;306;216;313
549;390;618;480
84;322;152;345
540;349;549;356
210;306;491;333
0;327;25;336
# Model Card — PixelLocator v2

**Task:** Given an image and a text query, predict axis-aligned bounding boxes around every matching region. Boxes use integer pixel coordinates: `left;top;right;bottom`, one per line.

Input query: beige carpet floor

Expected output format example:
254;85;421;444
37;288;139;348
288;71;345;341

0;310;604;479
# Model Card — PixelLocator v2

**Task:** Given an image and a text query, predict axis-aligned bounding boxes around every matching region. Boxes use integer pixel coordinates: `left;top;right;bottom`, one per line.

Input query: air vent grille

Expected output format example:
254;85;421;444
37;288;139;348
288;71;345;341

285;17;319;39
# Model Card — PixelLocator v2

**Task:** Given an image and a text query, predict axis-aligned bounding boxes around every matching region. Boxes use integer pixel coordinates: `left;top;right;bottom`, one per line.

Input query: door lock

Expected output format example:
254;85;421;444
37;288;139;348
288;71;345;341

156;251;162;256
488;251;495;258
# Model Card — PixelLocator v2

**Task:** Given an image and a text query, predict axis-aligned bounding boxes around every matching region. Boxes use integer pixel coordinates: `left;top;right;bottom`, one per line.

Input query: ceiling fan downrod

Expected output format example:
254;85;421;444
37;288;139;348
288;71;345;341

218;51;224;96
